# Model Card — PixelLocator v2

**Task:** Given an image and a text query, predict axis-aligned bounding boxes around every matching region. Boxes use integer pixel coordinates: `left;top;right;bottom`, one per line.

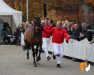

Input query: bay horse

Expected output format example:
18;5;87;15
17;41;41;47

23;17;42;67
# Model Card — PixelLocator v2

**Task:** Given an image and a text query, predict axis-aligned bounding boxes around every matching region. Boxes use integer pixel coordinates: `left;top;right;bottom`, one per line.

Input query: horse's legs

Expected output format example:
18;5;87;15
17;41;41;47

26;49;29;59
36;45;39;62
37;45;42;62
32;46;37;67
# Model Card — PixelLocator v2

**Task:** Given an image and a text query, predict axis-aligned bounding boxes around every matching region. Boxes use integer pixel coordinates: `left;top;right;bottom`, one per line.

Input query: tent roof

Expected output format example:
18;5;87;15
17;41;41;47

0;0;22;15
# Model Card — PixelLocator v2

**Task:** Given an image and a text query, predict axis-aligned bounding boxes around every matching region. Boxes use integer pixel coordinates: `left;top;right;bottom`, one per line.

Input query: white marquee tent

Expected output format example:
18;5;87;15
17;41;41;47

0;0;22;27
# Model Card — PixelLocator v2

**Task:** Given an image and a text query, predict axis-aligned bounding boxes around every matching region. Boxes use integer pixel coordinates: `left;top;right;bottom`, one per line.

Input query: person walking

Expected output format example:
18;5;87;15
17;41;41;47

42;18;52;60
43;21;69;68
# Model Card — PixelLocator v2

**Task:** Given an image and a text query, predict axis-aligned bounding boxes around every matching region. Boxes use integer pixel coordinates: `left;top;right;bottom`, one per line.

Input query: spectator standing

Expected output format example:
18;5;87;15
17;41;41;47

13;27;21;45
72;23;81;41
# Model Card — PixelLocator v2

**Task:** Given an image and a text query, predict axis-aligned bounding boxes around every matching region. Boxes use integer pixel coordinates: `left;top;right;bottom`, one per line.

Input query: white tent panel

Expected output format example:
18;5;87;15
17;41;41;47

0;0;22;27
0;0;21;13
13;13;22;27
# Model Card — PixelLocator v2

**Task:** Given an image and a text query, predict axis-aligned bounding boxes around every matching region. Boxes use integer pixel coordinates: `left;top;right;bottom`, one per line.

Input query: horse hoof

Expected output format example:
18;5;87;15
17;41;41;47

35;65;37;67
36;57;41;62
26;57;29;59
33;64;37;67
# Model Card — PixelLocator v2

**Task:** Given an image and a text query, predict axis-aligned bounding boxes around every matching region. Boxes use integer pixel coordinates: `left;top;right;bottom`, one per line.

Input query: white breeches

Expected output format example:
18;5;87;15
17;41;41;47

53;43;64;56
53;43;64;64
42;38;50;57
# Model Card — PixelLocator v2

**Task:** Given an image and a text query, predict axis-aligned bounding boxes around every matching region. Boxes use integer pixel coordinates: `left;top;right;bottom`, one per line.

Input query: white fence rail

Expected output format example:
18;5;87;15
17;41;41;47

48;38;94;62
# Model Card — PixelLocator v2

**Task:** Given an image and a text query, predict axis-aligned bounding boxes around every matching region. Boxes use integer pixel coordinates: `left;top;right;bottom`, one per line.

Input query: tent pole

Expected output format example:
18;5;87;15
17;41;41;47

26;0;29;22
11;15;12;30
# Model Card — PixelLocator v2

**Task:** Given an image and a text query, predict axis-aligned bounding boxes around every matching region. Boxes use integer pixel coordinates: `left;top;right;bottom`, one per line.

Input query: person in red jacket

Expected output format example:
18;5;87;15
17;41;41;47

42;18;52;60
44;21;69;68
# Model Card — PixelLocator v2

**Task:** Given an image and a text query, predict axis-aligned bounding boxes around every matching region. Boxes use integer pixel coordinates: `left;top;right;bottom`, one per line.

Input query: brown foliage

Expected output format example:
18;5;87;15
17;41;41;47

4;0;94;22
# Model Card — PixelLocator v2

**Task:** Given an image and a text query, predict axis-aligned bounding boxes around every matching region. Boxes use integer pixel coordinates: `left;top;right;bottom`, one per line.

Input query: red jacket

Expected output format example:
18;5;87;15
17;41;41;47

42;23;52;38
44;27;69;44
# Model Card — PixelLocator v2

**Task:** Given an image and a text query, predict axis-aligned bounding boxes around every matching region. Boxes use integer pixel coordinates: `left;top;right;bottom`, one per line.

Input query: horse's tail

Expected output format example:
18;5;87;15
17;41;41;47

22;44;31;51
22;40;31;50
22;46;31;51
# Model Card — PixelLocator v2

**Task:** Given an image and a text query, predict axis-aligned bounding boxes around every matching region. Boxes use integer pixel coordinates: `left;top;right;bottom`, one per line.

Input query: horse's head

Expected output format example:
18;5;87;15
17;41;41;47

34;16;42;33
